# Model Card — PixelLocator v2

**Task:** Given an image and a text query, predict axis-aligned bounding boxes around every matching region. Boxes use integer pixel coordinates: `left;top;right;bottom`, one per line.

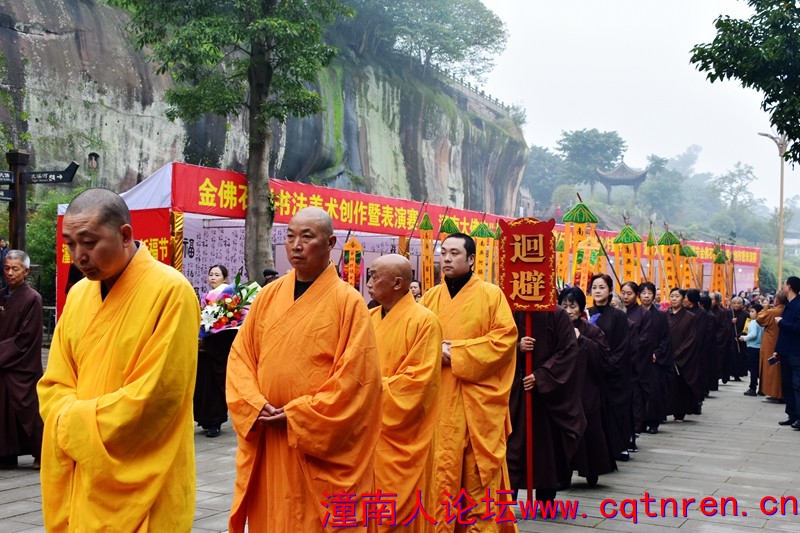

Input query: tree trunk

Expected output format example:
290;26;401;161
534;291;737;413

245;39;275;281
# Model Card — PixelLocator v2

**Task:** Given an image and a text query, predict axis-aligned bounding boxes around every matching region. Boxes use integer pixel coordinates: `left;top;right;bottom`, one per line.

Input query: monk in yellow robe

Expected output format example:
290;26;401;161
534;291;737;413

420;233;518;533
367;254;442;532
38;189;199;532
226;207;382;532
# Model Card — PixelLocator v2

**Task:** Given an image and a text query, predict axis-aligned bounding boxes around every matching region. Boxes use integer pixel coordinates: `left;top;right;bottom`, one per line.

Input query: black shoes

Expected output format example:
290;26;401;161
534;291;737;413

792;421;800;431
778;419;796;426
646;427;659;434
206;425;221;438
743;389;757;396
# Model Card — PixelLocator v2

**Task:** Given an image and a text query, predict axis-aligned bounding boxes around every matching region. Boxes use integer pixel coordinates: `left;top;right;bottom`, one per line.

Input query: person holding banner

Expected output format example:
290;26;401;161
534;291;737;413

420;233;518;532
367;254;441;533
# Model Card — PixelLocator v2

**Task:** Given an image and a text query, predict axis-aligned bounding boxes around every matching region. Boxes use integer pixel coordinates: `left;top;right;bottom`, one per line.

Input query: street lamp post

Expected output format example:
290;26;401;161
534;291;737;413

758;131;789;285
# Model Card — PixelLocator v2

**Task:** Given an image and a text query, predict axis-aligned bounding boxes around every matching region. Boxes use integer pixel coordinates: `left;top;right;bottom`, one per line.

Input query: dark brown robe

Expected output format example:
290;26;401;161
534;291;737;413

194;328;237;428
588;303;631;456
711;305;730;388
687;306;715;396
625;303;652;433
571;319;616;479
508;307;586;492
644;305;673;428
0;283;43;459
733;307;749;378
667;307;703;418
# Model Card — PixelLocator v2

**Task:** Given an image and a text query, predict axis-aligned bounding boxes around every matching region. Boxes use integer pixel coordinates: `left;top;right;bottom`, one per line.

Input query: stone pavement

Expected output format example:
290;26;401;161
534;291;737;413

2;370;800;532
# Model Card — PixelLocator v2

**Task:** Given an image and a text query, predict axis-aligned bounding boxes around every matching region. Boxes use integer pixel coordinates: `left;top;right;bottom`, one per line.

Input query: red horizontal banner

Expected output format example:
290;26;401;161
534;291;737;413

269;179;505;238
173;163;249;218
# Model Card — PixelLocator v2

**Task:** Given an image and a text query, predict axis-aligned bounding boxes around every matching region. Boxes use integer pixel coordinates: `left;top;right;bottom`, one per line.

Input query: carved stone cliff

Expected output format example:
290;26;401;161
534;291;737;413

0;1;528;216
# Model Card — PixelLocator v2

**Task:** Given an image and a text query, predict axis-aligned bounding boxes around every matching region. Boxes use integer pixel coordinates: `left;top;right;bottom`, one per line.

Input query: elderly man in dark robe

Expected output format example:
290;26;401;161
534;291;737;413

0;250;43;469
666;288;702;421
639;282;673;434
508;305;586;503
559;286;615;487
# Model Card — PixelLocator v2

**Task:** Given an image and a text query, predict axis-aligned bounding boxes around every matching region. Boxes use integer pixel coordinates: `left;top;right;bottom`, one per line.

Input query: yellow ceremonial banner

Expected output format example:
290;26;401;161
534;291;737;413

398;236;410;259
574;236;601;294
419;214;435;293
341;237;363;288
470;223;495;282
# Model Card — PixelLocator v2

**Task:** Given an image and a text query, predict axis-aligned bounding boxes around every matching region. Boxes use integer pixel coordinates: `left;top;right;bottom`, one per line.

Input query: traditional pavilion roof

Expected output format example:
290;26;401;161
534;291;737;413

562;202;599;224
440;217;460;234
656;230;681;246
419;213;434;231
714;251;727;264
596;160;648;186
680;244;697;257
613;225;643;244
470;222;494;238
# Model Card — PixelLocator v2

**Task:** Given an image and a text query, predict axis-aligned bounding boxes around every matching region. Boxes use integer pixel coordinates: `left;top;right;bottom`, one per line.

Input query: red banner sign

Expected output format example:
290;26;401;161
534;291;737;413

498;218;557;311
172;163;249;218
269;179;506;238
56;207;172;318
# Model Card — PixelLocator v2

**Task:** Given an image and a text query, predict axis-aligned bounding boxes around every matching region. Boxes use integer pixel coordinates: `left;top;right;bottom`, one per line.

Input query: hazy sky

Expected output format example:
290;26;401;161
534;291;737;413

481;0;797;209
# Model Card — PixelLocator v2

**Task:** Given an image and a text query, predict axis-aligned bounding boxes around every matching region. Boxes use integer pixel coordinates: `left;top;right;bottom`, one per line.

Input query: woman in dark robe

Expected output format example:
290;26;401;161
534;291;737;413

620;281;653;444
194;264;236;437
508;306;586;502
559;286;616;487
588;273;632;461
639;282;673;434
666;288;703;421
684;289;714;402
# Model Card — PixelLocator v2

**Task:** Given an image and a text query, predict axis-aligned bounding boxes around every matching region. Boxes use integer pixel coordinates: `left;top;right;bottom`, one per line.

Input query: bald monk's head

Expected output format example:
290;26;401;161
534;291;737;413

367;254;413;312
62;188;136;290
286;207;337;282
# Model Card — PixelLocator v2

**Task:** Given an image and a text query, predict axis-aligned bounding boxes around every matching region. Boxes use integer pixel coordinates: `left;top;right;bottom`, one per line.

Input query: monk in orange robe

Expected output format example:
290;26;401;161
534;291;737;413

420;233;518;533
226;207;382;532
367;254;442;532
38;189;199;532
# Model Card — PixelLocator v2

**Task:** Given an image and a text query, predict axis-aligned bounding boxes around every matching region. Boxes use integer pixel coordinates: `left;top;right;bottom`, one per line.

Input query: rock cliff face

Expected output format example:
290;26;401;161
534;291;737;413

0;1;527;215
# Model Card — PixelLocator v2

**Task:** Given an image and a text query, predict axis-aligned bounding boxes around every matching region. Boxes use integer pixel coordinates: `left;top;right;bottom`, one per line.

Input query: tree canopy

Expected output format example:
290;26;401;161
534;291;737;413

109;0;351;277
556;129;627;194
690;0;800;161
341;0;507;80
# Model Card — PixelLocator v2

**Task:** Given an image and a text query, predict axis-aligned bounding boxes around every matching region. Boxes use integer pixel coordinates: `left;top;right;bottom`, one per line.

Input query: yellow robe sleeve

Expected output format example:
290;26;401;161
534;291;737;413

284;290;382;458
450;285;518;383
378;304;442;435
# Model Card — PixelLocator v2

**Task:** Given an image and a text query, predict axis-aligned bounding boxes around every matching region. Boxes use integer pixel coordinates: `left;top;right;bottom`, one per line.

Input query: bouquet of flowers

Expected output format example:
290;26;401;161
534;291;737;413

199;272;261;339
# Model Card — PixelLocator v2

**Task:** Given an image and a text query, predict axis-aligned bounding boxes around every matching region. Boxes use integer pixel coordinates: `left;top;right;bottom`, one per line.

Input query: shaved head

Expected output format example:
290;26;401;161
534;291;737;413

291;207;333;237
66;188;131;230
367;254;415;310
372;254;412;291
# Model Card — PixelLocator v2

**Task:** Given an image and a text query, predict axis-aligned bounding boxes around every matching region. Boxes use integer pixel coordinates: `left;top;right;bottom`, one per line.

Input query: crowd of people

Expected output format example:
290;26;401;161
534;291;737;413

2;188;800;532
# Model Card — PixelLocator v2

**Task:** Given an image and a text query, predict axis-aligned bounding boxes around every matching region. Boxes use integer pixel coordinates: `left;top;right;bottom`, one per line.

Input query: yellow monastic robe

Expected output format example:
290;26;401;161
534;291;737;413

37;244;199;532
370;291;442;533
420;275;518;533
226;263;382;533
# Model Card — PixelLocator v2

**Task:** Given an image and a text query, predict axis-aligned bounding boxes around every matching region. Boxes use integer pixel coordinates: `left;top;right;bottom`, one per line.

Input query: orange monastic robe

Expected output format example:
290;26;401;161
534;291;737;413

38;245;199;532
370;291;442;532
226;263;382;532
420;275;518;533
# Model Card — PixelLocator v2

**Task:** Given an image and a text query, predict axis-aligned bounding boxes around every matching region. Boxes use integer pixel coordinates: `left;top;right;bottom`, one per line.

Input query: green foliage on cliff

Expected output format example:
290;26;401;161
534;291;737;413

109;0;353;275
340;0;507;81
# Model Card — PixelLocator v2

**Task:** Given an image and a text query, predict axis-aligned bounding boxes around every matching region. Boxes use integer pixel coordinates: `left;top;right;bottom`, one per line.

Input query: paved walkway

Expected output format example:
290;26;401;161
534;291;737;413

2;368;799;532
